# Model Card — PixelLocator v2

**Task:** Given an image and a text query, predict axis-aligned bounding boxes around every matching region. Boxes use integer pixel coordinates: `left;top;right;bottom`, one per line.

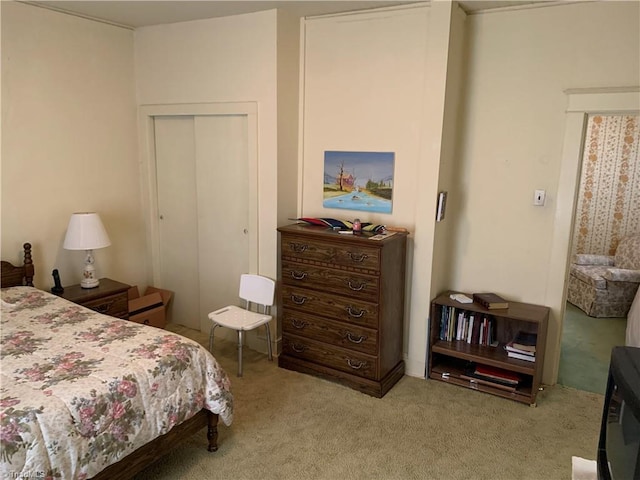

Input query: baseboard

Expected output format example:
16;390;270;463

404;354;425;378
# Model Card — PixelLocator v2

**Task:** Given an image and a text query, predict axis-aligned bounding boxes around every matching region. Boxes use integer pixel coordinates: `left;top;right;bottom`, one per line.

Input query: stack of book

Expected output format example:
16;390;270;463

505;331;537;362
438;306;498;347
462;364;521;392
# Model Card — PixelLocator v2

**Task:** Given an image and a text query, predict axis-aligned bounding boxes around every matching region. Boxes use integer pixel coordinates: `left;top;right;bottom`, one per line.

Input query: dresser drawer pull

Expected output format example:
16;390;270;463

289;242;308;254
291;318;309;329
291;295;308;305
347;280;366;291
290;271;307;280
291;343;307;353
346;306;365;318
347;359;367;370
347;252;368;263
346;333;366;344
93;301;115;314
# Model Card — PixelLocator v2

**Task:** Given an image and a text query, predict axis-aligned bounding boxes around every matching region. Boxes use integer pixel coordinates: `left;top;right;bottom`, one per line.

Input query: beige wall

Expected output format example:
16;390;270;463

300;6;429;229
299;3;468;376
430;4;467;319
134;10;280;281
1;2;145;289
452;1;640;383
276;10;300;228
300;5;433;375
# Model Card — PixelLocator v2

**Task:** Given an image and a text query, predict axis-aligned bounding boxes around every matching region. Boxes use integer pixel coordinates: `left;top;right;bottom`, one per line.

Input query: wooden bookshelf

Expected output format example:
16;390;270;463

428;292;549;406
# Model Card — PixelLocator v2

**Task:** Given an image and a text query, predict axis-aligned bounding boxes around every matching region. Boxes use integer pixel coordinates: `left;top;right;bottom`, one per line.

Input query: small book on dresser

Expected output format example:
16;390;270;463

472;292;509;309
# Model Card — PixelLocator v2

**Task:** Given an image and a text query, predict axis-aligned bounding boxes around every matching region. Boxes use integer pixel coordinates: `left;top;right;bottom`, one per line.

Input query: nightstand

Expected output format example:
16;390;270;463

57;278;130;320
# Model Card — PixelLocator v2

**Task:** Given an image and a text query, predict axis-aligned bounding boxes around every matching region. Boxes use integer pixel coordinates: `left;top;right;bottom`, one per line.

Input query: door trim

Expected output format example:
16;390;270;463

138;102;259;286
546;88;640;383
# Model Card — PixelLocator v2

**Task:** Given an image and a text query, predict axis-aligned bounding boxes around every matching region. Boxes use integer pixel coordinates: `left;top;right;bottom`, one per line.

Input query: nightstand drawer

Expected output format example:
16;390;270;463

57;278;131;320
83;292;129;319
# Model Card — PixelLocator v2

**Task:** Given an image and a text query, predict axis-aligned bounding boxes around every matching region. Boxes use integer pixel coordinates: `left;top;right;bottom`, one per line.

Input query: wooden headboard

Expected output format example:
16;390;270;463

1;243;35;287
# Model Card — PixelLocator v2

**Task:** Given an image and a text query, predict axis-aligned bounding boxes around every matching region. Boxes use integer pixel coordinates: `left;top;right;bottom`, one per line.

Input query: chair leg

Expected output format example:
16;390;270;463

265;322;273;362
237;330;244;377
208;324;219;353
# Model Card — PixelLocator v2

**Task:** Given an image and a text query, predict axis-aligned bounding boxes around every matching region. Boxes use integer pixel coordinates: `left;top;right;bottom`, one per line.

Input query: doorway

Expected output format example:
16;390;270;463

139;103;259;333
552;90;640;393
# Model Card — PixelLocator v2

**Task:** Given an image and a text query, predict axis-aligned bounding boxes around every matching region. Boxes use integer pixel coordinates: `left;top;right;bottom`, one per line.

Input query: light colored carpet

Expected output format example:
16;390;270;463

133;324;604;480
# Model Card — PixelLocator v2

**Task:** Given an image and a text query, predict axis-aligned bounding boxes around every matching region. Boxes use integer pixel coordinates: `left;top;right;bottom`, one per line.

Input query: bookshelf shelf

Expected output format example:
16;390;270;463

429;292;549;406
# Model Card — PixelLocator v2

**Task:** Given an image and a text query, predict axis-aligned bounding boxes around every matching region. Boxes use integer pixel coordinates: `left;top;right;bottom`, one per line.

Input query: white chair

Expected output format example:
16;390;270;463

208;274;275;377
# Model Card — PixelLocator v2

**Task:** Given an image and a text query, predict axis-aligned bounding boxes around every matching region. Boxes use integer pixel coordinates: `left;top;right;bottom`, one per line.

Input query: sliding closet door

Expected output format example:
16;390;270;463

155;116;200;327
194;115;249;332
154;114;250;331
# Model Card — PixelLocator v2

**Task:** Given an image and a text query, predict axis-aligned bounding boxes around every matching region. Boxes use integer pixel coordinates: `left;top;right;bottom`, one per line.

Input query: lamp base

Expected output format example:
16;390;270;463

81;278;100;289
81;249;100;288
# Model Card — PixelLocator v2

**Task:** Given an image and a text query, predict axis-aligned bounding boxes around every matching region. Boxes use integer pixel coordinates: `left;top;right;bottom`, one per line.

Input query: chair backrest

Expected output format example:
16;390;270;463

239;274;276;307
615;234;640;270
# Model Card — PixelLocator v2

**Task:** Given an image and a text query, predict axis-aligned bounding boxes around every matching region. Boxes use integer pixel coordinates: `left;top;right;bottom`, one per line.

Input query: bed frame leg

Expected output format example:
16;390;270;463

207;412;219;452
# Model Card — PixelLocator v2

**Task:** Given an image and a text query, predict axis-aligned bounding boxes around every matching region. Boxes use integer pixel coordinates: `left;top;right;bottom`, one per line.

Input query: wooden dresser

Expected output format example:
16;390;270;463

277;224;407;397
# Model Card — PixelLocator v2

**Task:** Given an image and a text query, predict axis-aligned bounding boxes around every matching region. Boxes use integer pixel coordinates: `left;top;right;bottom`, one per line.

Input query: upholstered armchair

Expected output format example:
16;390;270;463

567;234;640;318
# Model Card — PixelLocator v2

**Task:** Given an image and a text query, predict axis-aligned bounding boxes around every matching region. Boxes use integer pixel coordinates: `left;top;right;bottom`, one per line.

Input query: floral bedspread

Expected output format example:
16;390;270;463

0;286;233;480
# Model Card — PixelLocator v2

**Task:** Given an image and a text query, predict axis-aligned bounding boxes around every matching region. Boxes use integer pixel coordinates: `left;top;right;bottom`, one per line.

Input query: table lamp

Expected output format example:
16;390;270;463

63;212;111;288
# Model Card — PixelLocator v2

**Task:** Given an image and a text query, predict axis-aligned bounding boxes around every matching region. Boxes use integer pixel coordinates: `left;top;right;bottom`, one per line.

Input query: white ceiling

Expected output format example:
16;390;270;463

23;1;553;29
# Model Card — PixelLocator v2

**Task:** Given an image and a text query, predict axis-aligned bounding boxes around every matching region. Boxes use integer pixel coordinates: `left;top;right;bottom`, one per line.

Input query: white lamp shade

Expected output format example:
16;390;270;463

63;213;111;250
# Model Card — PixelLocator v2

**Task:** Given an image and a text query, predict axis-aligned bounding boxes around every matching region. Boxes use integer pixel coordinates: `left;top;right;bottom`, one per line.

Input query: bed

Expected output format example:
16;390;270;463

1;243;234;479
626;287;640;348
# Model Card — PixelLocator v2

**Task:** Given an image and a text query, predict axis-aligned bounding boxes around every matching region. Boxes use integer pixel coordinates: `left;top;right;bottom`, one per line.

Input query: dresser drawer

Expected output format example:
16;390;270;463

282;334;378;380
82;292;129;319
282;285;378;329
281;235;380;272
283;310;378;355
282;261;379;303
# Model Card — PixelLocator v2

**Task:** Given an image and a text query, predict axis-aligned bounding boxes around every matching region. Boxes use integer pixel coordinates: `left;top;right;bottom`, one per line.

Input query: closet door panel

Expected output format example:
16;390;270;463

195;115;250;333
154;116;200;329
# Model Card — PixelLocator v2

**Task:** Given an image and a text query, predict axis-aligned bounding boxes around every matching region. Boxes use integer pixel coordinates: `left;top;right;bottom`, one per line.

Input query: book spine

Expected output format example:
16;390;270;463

449;307;456;341
478;299;490;309
472;319;480;344
505;345;535;356
507;351;536;362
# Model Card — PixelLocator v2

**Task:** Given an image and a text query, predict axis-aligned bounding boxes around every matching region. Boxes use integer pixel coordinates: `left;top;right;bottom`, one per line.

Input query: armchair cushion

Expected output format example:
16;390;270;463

571;265;608;289
602;268;640;283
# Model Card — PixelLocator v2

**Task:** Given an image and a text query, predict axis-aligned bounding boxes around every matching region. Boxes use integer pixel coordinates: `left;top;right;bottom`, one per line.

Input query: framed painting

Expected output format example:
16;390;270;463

323;151;394;214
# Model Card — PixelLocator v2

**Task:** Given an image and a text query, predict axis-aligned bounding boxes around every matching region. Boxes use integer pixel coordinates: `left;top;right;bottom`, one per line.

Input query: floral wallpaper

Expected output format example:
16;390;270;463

572;114;640;256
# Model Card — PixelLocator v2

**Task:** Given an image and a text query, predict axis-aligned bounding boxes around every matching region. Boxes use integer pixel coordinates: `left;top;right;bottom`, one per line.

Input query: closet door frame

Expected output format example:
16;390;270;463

138;102;259;287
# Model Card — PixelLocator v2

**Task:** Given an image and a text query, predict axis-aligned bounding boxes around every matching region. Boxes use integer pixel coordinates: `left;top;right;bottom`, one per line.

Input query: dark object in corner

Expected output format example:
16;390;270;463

51;269;64;294
598;346;640;480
